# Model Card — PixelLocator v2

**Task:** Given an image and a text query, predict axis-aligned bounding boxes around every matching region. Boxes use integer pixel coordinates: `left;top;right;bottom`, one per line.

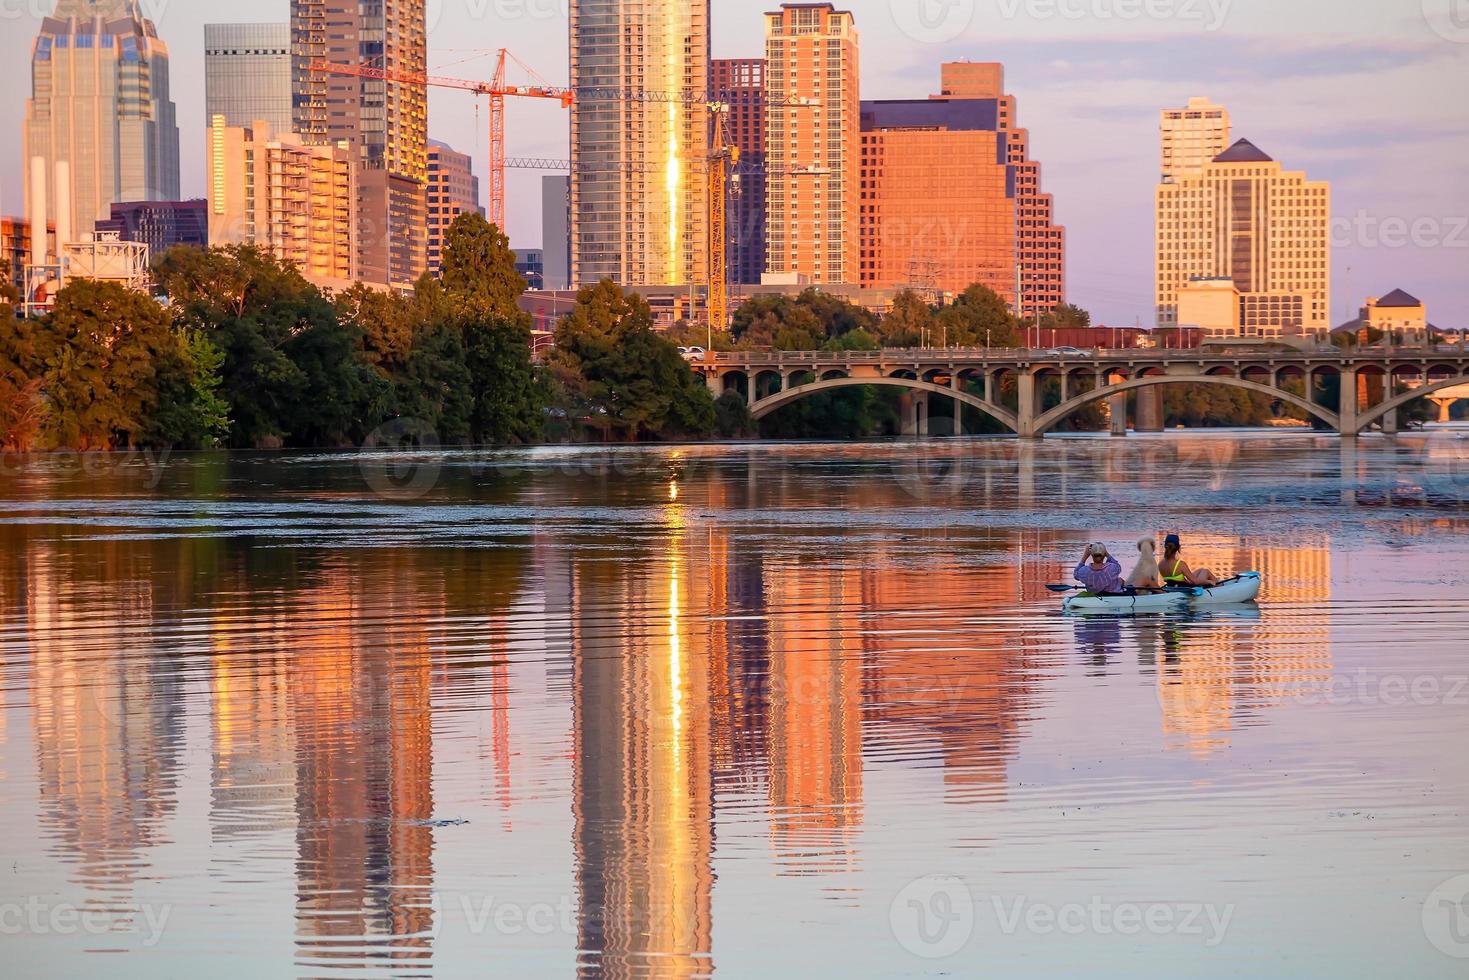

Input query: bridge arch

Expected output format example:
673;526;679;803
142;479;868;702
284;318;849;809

1354;373;1469;433
749;376;1020;432
1031;374;1341;436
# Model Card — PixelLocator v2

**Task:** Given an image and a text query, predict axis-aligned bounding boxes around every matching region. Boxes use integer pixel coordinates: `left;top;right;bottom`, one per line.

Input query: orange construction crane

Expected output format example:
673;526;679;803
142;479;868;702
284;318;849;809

309;50;572;231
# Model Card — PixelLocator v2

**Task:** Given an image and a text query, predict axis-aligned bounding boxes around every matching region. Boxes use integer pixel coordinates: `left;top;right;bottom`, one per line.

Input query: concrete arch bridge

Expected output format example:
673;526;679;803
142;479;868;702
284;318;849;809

696;348;1469;438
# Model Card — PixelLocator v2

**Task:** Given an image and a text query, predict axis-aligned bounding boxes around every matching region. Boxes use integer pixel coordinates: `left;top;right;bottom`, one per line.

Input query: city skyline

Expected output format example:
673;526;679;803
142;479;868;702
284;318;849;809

1;0;1464;326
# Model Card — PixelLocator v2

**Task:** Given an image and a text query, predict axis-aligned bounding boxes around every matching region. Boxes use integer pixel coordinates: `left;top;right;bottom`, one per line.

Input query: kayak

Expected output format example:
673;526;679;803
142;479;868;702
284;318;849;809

1171;572;1262;606
1063;589;1195;613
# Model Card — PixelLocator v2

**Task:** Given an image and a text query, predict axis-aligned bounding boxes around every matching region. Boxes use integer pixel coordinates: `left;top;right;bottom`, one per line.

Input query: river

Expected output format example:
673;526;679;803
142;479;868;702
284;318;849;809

1;431;1467;977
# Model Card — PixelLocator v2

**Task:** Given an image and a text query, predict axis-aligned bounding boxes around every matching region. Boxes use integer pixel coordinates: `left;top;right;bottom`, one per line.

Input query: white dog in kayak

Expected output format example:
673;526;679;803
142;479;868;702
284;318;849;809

1127;538;1165;589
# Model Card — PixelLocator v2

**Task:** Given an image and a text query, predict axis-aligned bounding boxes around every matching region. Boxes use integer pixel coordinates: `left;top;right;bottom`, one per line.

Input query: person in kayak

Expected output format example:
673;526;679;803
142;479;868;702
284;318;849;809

1162;534;1219;587
1075;543;1126;594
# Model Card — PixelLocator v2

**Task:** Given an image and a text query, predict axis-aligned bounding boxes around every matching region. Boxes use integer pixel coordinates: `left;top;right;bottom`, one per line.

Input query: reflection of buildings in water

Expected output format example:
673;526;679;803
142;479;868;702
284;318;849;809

571;525;715;979
289;570;437;973
1154;537;1333;757
863;556;1035;801
211;611;297;837
762;559;865;873
702;526;771;792
26;549;185;893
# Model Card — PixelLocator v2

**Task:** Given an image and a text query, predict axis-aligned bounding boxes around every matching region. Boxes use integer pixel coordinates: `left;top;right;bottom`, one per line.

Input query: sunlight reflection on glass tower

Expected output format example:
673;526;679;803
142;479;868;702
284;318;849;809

569;0;709;288
571;500;715;978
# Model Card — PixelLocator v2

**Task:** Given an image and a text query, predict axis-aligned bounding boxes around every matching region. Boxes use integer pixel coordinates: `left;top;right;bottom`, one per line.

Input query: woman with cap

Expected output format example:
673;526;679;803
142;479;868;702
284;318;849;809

1075;543;1125;595
1162;534;1219;588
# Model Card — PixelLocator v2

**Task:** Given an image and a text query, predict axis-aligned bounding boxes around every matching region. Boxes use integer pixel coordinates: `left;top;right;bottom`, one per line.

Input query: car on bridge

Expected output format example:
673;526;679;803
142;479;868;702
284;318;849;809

1044;346;1092;358
678;346;707;362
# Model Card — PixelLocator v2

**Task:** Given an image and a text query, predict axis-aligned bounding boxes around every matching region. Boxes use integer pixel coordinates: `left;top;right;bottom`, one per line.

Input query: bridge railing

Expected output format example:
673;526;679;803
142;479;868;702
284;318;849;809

698;345;1469;369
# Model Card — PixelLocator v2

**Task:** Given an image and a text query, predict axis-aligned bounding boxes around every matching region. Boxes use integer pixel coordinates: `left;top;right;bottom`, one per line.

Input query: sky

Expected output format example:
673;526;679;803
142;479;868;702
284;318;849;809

2;0;1466;328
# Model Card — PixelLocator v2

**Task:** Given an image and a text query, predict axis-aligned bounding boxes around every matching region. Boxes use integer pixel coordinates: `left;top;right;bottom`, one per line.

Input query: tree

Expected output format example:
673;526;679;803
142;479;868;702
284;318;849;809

550;280;715;439
0;279;45;450
437;214;546;444
935;284;1020;348
1040;303;1092;331
145;329;231;449
714;390;754;438
731;289;880;351
37;279;180;449
880;290;937;347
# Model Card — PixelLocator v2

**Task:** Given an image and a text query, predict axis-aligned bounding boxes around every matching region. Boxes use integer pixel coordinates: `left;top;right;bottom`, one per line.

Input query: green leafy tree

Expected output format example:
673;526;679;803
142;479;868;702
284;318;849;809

935;284;1021;348
714;390;754;438
550;280;715;439
880;290;937;347
0;279;45;450
146;329;231;449
436;214;546;444
37;279;179;449
1040;303;1092;331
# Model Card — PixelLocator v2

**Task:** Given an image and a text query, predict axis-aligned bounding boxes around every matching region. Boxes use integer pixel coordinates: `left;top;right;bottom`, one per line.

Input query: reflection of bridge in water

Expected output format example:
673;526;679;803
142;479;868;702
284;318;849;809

698;348;1469;437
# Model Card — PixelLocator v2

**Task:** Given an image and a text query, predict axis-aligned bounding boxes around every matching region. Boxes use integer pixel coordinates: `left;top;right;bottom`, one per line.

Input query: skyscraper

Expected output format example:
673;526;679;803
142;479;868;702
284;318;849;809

1156;138;1331;338
208;116;357;288
1160;96;1231;181
205;23;292;133
710;58;767;287
292;0;428;288
859;64;1063;312
764;3;860;286
569;0;710;288
426;140;483;276
541;175;571;290
23;0;181;238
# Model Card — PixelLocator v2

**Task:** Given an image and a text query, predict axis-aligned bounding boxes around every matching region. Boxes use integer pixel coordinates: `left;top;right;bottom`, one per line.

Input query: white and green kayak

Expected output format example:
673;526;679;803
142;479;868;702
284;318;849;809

1064;573;1262;613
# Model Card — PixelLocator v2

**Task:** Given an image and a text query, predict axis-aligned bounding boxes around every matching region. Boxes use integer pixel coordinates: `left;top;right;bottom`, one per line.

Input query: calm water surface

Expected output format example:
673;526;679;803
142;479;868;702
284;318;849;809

2;432;1468;978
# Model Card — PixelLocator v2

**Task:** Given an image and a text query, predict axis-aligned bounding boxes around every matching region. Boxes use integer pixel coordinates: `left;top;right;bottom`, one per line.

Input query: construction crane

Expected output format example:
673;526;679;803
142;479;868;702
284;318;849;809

706;102;740;336
309;50;572;231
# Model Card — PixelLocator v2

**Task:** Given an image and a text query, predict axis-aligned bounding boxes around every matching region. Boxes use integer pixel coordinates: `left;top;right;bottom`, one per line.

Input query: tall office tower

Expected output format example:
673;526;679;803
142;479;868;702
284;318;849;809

292;0;428;288
710;58;767;286
205;23;293;133
1160;96;1231;181
1156;138;1331;338
23;0;181;238
569;0;710;288
208;117;357;288
426;140;483;275
541;175;571;290
859;96;1015;301
95;200;208;254
764;4;860;286
938;63;1065;317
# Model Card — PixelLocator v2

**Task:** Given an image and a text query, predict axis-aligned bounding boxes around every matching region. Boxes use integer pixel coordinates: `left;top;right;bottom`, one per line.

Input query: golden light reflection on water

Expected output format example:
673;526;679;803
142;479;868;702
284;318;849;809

2;439;1464;975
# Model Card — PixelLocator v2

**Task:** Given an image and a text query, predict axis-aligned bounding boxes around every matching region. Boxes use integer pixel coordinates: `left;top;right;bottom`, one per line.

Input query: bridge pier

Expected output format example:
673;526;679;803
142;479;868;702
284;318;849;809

1136;387;1165;433
1016;372;1040;439
1339;367;1359;437
1109;393;1128;437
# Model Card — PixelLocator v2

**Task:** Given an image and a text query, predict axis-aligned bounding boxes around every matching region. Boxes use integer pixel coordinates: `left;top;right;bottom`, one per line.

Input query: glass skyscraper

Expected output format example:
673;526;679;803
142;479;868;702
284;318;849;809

23;0;181;238
205;23;292;134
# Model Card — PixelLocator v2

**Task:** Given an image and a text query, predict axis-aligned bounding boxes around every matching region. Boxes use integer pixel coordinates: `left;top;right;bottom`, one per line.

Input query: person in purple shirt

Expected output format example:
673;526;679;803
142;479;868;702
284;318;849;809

1074;543;1125;594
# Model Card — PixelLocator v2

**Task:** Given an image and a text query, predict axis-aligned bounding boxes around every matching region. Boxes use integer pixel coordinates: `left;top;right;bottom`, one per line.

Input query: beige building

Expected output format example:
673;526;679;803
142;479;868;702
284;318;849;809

1156;138;1331;339
207;116;356;289
426;140;483;276
568;0;709;288
292;0;427;289
1176;277;1240;337
1334;288;1436;345
1160;96;1231;180
764;3;860;286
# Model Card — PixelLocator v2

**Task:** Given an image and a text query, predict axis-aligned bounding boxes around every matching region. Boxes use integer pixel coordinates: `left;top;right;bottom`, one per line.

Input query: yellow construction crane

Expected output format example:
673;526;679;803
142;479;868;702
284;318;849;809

706;102;740;339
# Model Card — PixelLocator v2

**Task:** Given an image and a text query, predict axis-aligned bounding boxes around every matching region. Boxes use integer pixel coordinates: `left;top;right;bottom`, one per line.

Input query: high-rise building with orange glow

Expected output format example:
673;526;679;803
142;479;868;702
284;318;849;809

860;63;1064;313
569;0;710;288
292;0;428;288
764;3;860;286
710;58;768;286
426;139;482;276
